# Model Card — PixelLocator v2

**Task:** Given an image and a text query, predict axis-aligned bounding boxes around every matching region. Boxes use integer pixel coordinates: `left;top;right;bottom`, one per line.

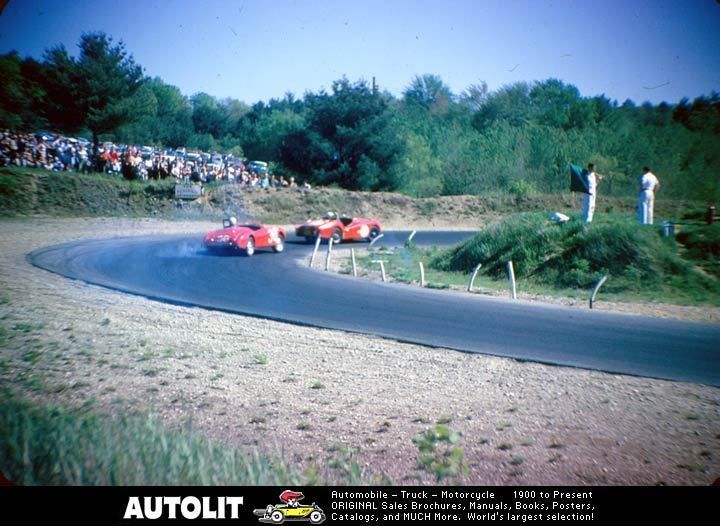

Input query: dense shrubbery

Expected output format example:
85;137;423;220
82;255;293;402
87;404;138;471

1;34;718;200
432;213;720;299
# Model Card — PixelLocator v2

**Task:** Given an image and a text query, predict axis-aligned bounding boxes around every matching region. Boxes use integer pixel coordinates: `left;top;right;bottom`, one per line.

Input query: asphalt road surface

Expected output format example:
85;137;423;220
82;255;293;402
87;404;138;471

30;231;720;386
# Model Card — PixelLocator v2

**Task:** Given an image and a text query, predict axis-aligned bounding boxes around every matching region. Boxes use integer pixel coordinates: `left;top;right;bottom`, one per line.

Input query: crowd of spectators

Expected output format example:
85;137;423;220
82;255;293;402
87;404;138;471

0;129;311;190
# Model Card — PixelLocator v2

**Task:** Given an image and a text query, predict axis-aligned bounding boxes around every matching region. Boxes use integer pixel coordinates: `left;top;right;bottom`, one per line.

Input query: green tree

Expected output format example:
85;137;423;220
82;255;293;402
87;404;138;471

0;52;47;130
42;32;149;145
191;92;228;138
300;78;403;189
403;74;454;113
473;82;531;130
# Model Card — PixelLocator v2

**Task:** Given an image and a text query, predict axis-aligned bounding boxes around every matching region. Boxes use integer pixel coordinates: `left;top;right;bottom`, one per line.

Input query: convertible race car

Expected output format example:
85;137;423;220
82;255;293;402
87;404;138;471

253;490;325;524
203;217;285;256
295;212;382;243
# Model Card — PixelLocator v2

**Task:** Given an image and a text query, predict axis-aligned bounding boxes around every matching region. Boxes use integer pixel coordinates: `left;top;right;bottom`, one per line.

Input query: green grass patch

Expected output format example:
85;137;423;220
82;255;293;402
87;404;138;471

13;322;37;333
253;353;268;365
675;223;720;279
413;424;467;482
0;388;308;485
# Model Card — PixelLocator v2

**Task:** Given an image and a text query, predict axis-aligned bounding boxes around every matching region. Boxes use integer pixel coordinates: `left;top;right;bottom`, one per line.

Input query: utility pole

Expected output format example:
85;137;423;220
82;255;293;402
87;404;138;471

372;76;377;95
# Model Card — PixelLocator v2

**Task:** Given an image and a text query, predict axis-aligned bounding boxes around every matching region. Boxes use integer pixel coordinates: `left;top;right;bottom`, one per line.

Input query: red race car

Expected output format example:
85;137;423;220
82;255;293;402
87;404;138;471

204;217;286;256
295;212;382;243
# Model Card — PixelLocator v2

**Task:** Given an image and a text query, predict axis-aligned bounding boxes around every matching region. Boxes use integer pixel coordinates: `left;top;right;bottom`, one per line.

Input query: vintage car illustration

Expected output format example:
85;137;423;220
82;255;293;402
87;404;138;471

253;490;325;524
203;217;286;256
295;212;382;243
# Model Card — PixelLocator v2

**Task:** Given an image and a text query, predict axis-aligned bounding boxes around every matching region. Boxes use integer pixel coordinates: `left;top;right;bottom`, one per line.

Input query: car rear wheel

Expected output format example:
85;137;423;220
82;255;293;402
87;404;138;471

273;235;285;253
331;228;342;244
245;237;255;257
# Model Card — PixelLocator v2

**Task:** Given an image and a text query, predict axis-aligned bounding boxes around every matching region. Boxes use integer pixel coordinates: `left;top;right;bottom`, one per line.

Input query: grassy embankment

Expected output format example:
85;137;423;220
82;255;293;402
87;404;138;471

1;166;700;225
351;212;720;306
0;167;184;217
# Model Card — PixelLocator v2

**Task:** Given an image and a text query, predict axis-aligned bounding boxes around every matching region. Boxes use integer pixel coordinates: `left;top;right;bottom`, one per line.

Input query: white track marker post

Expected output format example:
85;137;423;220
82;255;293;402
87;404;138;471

467;263;482;292
351;248;358;277
324;238;334;271
368;233;384;250
507;261;517;299
309;234;322;268
419;261;425;287
589;275;608;309
372;260;387;282
407;230;417;246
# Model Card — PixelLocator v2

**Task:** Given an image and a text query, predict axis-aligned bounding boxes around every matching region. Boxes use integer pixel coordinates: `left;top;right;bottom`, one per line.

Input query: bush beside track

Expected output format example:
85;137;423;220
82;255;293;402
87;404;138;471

431;212;720;304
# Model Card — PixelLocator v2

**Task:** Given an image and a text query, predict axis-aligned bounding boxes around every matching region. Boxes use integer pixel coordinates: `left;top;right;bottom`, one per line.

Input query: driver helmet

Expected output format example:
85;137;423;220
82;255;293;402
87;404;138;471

323;211;337;220
229;216;237;226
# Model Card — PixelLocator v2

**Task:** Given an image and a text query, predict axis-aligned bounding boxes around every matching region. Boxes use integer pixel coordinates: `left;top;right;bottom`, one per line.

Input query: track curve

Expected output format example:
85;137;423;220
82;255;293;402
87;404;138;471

30;231;720;386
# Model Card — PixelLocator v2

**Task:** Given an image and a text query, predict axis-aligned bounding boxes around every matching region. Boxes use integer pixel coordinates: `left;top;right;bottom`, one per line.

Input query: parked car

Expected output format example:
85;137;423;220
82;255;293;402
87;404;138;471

247;160;268;175
295;212;382;243
204;217;286;256
185;151;201;163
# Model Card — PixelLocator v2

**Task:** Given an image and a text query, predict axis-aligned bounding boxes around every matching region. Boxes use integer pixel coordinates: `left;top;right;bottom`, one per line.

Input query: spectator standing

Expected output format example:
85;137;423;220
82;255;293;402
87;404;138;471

36;137;47;166
78;144;89;172
638;167;660;225
580;163;601;223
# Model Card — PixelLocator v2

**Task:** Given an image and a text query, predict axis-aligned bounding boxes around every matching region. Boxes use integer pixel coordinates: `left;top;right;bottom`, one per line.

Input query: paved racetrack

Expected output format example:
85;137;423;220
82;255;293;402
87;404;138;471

30;231;720;386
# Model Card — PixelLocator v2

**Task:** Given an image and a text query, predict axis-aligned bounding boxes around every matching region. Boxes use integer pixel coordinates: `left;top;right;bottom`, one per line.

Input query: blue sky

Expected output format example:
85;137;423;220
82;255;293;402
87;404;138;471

1;0;719;105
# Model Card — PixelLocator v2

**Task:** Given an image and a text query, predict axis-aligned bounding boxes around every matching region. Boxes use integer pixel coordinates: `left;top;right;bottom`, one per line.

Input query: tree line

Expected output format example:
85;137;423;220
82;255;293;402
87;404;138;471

1;31;718;200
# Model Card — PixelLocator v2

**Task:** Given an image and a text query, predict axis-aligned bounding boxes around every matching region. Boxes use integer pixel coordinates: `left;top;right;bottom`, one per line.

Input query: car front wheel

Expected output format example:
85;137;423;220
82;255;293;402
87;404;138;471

331;228;342;244
273;235;285;253
368;227;381;241
245;237;255;257
309;510;324;524
270;509;285;524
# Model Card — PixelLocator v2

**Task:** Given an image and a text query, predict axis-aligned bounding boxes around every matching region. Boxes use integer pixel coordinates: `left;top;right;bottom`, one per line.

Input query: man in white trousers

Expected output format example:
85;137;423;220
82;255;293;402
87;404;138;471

638;167;660;224
581;163;600;223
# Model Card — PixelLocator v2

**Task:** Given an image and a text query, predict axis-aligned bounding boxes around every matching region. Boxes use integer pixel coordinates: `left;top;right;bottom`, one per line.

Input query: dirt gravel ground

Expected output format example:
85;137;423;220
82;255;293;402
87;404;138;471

0;217;718;485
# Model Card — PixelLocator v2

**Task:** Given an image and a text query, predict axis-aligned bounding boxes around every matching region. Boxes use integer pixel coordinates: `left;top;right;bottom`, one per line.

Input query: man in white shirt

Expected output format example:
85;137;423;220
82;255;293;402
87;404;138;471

638;166;660;224
581;163;599;223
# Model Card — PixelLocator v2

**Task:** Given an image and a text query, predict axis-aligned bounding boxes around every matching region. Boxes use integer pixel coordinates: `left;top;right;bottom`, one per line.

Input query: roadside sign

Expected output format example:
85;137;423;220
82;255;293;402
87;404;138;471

175;183;203;199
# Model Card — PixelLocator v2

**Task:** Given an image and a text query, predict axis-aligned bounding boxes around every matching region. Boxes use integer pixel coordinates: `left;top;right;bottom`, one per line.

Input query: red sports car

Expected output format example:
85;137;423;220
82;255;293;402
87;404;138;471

204;218;286;256
295;212;382;243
